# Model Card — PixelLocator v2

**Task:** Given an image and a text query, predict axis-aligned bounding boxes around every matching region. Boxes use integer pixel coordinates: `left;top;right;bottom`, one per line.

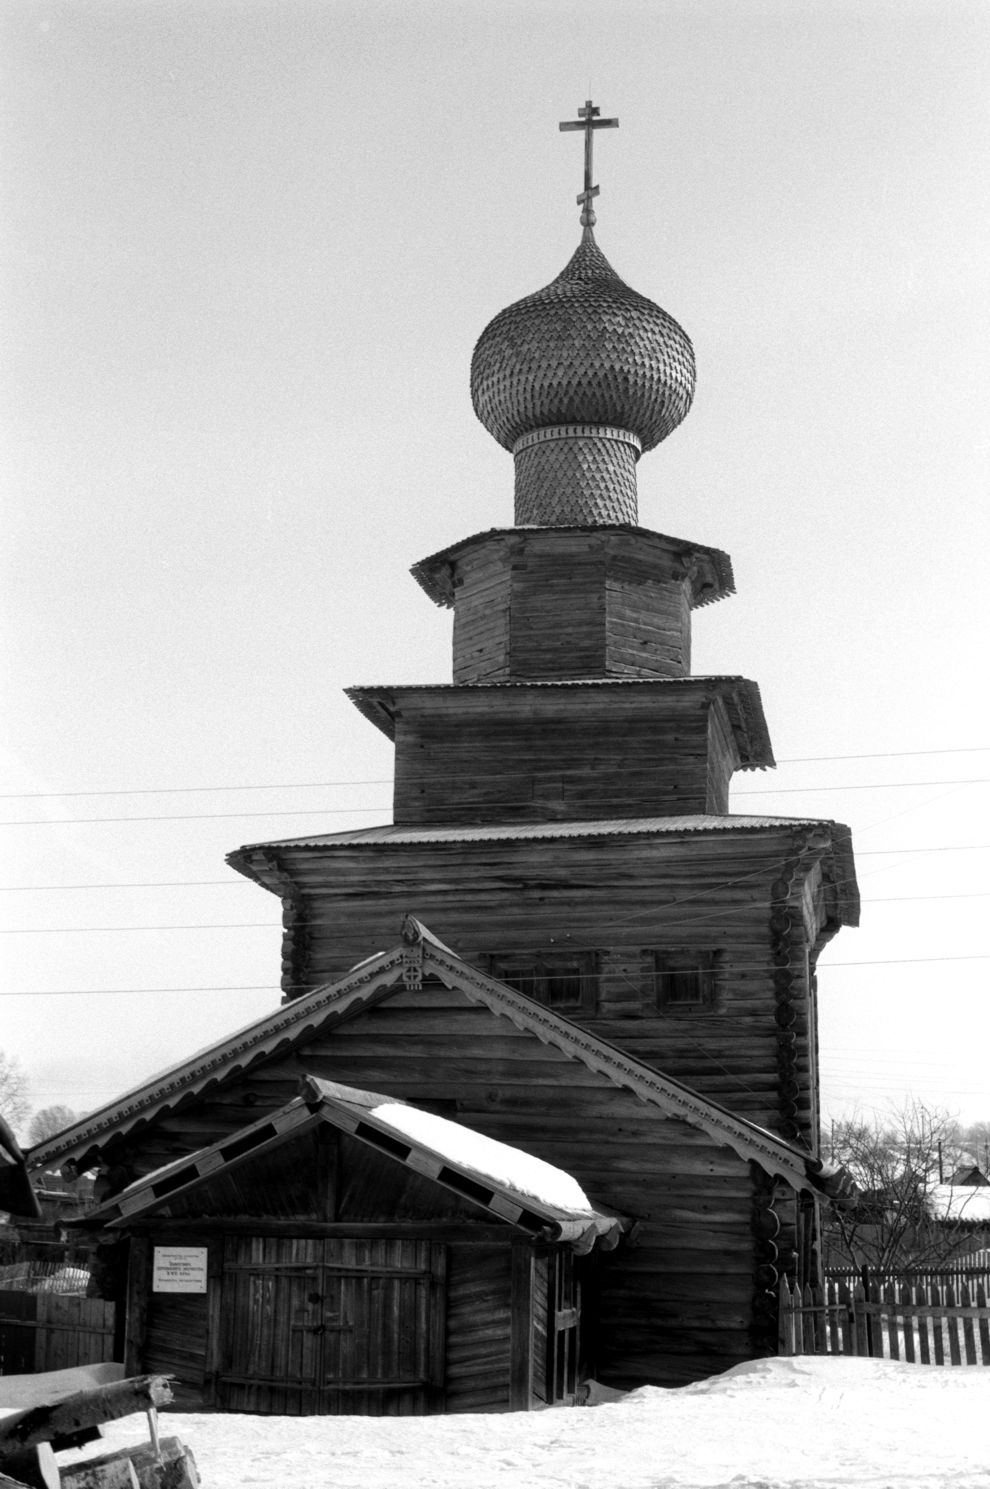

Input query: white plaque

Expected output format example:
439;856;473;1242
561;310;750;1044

152;1245;208;1293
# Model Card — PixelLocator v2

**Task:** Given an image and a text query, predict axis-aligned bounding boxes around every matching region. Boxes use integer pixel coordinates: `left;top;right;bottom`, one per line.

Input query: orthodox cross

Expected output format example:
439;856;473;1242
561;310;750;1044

559;99;618;227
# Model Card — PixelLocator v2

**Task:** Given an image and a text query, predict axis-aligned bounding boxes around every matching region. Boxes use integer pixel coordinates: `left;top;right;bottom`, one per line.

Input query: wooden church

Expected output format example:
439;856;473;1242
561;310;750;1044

30;102;859;1413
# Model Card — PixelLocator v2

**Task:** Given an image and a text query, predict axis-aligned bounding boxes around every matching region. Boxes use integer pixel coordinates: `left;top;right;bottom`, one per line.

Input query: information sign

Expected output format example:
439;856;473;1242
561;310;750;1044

152;1245;208;1293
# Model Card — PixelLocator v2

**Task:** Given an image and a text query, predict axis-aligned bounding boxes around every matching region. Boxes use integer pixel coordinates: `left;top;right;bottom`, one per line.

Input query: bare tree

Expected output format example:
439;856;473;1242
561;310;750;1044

0;1051;30;1135
27;1104;80;1147
822;1099;972;1273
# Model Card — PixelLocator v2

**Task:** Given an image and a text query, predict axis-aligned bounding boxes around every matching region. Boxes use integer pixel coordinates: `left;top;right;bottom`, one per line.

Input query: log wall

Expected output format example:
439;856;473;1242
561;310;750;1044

271;829;827;1139
391;688;734;823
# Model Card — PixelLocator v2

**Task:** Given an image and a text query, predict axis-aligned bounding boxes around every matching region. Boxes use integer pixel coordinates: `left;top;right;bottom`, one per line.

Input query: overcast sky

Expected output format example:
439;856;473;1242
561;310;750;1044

2;0;988;1139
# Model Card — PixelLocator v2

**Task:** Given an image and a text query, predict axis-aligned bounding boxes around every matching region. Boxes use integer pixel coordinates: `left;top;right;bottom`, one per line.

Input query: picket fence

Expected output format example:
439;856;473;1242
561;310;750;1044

778;1275;990;1365
824;1262;990;1293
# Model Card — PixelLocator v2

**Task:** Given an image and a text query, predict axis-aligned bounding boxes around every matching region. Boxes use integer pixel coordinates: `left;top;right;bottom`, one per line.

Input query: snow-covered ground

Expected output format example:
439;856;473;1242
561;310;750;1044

61;1356;989;1489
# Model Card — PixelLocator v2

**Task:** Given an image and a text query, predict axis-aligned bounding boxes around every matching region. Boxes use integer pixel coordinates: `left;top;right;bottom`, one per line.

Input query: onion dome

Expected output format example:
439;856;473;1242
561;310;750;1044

471;228;696;525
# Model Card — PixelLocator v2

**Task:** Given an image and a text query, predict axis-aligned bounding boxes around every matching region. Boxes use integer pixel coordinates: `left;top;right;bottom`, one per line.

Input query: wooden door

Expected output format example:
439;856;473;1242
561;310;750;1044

217;1237;446;1415
546;1250;580;1404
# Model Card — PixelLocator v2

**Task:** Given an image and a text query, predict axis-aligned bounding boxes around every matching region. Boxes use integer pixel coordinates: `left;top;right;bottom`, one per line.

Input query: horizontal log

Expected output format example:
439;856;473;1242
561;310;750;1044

0;1378;172;1454
58;1453;139;1489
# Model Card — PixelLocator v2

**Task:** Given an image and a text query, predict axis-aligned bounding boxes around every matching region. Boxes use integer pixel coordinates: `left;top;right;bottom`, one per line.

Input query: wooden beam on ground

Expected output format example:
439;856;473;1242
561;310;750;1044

0;1377;173;1455
58;1459;138;1489
0;1365;125;1410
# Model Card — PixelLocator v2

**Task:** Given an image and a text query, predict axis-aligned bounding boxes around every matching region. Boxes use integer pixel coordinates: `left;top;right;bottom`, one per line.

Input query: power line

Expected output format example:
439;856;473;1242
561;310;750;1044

5;952;990;996
0;985;281;997
735;778;990;795
775;747;990;764
0;922;279;934
2;745;987;800
0;881;246;892
0;835;981;999
0;839;986;893
4;888;989;934
868;892;990;903
0;850;870;942
856;843;990;855
0;806;391;827
2;774;989;826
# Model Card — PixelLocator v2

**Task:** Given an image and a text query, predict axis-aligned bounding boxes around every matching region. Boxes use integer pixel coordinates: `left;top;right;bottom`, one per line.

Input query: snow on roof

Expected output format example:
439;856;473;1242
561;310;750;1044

84;1078;618;1251
370;1101;594;1216
929;1184;990;1222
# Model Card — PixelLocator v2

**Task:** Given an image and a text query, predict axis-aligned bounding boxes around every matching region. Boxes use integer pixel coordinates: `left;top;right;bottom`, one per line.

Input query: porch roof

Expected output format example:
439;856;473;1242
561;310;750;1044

82;1075;626;1254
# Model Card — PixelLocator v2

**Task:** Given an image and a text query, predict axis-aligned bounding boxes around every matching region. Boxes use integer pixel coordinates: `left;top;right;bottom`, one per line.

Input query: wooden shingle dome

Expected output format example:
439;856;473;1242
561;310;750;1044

471;229;695;453
470;228;695;524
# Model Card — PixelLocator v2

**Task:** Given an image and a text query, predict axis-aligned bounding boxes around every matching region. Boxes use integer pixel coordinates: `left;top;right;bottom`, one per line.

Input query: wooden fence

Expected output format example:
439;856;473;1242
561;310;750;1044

779;1276;990;1364
0;1290;116;1375
824;1263;990;1294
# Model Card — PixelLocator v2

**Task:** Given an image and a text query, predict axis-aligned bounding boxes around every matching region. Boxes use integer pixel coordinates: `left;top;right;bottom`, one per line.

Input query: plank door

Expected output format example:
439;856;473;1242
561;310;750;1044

546;1250;581;1405
217;1237;446;1415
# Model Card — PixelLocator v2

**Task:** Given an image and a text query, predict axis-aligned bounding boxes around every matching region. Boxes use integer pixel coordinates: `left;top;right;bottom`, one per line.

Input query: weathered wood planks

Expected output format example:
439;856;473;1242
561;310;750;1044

386;684;742;824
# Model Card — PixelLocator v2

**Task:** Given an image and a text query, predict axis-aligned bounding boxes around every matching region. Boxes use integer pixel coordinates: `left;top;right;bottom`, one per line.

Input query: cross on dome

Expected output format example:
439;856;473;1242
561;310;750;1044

558;99;618;228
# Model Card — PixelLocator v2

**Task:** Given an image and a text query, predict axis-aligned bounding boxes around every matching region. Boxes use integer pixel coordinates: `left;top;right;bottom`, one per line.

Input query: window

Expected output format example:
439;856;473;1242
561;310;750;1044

486;951;597;1014
653;949;722;1011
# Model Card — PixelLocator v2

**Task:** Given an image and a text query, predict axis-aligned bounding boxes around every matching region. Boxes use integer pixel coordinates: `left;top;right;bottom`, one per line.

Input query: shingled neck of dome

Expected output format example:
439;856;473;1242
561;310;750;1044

471;227;696;530
513;423;641;526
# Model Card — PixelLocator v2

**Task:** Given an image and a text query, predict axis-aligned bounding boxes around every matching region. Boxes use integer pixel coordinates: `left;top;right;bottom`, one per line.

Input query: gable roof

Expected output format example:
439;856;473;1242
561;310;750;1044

82;1075;625;1254
948;1165;989;1188
29;916;847;1202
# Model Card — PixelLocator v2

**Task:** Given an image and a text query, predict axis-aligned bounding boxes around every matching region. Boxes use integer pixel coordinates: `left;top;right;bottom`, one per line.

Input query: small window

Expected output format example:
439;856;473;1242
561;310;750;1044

653;950;722;1011
486;952;597;1014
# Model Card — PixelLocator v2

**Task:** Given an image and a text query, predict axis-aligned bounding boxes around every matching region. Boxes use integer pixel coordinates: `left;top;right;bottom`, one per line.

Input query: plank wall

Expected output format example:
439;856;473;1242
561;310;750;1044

130;1231;211;1408
450;541;513;684
601;551;692;679
444;1243;513;1411
391;687;733;823
505;535;607;679
447;529;698;684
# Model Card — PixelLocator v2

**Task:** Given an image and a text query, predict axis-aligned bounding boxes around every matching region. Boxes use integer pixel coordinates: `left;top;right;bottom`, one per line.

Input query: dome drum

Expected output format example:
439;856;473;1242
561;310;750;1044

512;425;641;526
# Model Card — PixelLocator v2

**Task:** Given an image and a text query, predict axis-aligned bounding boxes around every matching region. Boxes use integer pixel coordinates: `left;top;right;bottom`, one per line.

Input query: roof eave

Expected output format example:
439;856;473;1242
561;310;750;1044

342;676;776;767
409;525;735;611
